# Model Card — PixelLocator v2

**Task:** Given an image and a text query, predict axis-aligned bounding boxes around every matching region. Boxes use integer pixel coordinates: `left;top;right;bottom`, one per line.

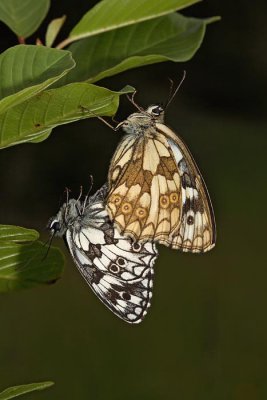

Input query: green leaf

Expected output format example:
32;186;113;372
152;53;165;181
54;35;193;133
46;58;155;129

63;13;214;85
0;0;50;39
0;225;38;242
0;45;75;115
0;83;134;149
26;129;52;144
45;15;66;47
0;228;64;294
67;0;200;44
0;382;54;400
0;238;64;292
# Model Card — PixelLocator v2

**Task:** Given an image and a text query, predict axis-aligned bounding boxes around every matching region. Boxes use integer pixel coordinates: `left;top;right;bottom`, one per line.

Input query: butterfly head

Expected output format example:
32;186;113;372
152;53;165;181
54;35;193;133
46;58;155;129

115;104;165;134
146;104;165;122
48;199;81;238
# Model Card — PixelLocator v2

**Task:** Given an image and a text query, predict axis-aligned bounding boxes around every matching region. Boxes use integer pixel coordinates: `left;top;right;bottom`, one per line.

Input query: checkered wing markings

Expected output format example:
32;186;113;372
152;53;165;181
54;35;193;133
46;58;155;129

107;134;182;244
165;134;216;253
107;119;215;253
66;226;157;324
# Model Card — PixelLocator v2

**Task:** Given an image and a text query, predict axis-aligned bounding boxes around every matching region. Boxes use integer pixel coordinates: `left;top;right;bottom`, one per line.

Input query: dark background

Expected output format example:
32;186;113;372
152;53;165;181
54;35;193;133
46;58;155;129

1;1;267;399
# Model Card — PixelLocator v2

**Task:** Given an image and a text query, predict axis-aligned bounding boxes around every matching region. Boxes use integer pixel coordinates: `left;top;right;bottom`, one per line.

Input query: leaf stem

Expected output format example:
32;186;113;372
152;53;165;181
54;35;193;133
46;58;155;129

18;36;26;44
56;37;74;49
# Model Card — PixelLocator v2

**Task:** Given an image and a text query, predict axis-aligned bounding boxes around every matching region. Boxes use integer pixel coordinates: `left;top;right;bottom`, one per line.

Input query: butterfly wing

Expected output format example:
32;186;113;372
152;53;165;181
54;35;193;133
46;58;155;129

107;132;182;245
155;123;216;252
65;186;157;323
107;124;215;253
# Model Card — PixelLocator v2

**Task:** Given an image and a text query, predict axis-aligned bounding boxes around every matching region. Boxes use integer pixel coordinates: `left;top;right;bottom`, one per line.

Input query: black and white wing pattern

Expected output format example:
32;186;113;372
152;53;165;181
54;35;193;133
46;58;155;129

48;184;157;324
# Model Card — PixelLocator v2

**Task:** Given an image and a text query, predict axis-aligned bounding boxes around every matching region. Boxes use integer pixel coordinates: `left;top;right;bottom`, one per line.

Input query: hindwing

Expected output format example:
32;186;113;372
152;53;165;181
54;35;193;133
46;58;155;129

63;185;157;323
67;229;155;323
156;123;216;252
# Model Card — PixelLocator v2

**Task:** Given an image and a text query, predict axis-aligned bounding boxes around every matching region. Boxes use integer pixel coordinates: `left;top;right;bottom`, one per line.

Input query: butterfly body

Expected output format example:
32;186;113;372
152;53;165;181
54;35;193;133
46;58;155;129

107;106;216;253
48;184;157;323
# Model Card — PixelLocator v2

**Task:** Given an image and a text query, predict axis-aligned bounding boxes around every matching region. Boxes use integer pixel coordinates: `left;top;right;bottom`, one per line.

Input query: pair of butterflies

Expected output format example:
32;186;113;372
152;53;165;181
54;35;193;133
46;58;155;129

48;104;216;324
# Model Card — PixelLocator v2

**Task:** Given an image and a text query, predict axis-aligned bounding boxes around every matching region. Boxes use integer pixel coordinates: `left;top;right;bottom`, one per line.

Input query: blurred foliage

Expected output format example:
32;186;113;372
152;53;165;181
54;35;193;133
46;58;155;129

0;225;64;292
0;0;50;38
0;382;54;400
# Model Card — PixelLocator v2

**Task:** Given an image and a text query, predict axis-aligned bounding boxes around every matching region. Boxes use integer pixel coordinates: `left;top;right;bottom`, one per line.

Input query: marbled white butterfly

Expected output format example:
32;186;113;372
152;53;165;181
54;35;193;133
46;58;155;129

107;104;216;253
48;184;157;323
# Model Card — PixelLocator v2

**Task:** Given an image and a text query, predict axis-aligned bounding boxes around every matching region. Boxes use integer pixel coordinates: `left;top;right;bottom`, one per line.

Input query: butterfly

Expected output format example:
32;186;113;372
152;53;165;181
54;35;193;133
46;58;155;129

107;104;216;253
48;184;158;324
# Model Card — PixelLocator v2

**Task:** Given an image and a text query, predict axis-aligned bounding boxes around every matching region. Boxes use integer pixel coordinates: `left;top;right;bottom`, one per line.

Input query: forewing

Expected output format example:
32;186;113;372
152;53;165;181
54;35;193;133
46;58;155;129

107;133;182;244
156;123;216;252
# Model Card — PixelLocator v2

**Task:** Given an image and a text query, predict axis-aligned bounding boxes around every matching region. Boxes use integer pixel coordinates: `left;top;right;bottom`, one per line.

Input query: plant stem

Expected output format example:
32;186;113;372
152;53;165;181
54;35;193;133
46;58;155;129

18;36;26;44
56;37;73;49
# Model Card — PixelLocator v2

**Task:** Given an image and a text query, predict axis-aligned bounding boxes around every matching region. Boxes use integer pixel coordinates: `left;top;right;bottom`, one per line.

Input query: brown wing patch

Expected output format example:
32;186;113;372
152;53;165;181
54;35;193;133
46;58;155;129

107;134;182;242
107;121;215;253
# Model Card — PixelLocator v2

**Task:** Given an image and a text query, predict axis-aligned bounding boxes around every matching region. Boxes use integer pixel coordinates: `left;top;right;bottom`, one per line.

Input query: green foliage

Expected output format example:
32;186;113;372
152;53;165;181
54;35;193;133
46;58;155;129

69;0;200;42
0;45;75;114
0;0;50;39
0;225;38;242
63;14;216;85
0;225;64;292
0;0;218;151
45;15;66;47
0;382;54;399
0;84;133;148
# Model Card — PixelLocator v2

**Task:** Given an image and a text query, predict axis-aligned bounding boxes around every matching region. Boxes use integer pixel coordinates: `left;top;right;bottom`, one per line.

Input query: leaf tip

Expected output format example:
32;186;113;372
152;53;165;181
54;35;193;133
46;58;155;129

42;381;55;388
205;16;221;25
120;85;135;94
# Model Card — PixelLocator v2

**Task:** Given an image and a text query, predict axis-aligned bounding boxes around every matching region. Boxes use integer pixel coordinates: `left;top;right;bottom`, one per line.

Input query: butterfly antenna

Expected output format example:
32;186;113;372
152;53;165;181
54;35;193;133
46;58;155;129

42;232;55;261
74;185;84;215
165;70;187;110
82;175;94;213
64;187;71;205
63;187;71;221
166;78;174;106
77;185;83;202
79;105;116;131
97;115;117;130
126;92;144;112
